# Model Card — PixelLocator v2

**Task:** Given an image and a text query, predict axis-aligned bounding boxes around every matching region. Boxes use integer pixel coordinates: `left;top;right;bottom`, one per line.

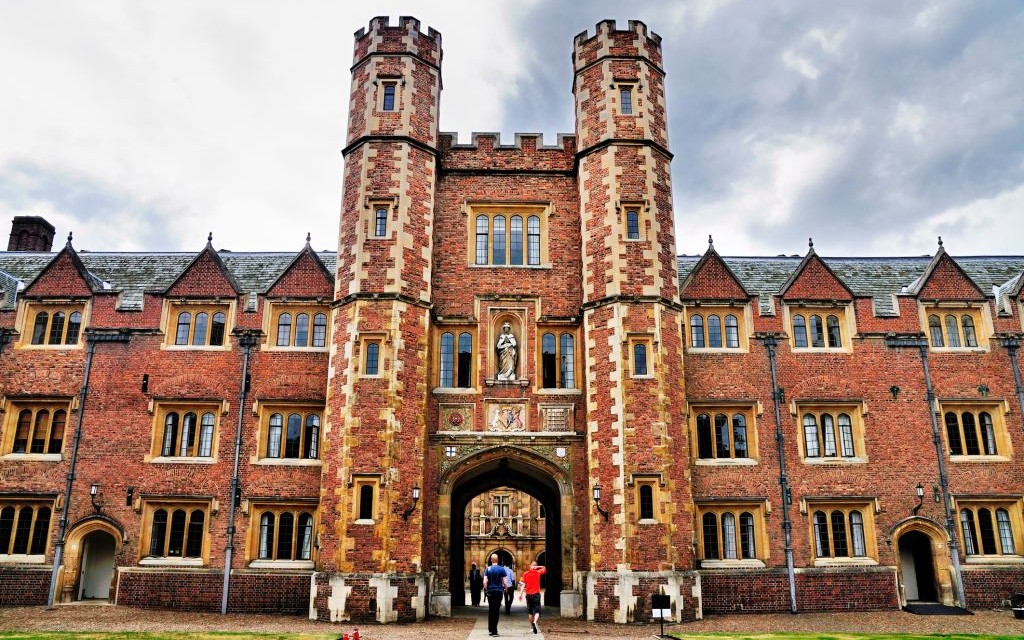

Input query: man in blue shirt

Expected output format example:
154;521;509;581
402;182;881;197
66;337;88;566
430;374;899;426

482;553;509;636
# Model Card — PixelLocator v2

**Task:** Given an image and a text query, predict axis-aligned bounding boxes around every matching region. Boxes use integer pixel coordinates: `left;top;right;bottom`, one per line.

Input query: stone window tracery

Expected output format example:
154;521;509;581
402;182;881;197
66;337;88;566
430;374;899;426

4;400;70;457
0;500;53;560
20;302;86;347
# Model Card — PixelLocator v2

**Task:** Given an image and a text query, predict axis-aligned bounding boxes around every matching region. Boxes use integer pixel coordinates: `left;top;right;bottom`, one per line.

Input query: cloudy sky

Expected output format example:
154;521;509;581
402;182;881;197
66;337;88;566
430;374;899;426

1;1;1021;257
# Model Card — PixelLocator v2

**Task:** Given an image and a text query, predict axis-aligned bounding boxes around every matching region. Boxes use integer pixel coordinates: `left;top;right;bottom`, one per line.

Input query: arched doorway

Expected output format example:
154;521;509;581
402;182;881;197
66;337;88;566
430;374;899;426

443;449;570;609
79;530;117;600
898;530;938;602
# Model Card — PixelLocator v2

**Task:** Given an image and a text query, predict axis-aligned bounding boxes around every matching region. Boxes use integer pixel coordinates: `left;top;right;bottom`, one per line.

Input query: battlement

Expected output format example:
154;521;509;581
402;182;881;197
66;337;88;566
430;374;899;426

439;132;576;171
353;15;442;66
572;19;662;70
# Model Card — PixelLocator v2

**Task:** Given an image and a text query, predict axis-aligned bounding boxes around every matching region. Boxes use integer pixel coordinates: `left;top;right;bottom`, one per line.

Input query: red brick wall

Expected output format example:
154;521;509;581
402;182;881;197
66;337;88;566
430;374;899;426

0;567;50;606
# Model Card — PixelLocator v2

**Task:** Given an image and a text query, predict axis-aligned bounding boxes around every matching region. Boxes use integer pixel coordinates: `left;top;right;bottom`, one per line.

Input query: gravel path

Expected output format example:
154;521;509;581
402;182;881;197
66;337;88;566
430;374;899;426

0;604;1021;638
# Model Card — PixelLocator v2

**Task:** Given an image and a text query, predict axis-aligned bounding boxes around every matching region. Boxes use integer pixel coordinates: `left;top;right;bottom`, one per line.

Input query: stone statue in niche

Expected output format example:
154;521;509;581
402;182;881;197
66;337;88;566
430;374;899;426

495;322;518;381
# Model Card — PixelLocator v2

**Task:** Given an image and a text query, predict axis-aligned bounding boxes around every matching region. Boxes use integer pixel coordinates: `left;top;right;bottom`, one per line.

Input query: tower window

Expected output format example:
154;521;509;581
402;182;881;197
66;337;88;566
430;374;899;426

620;87;633;115
374;207;388;237
468;206;548;267
382;83;396;111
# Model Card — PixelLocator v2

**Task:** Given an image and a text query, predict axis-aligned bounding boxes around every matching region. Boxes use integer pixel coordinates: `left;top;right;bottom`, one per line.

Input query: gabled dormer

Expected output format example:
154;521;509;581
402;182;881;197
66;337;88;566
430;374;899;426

16;234;103;348
780;240;855;353
909;239;990;352
681;237;752;352
263;237;335;351
161;235;240;350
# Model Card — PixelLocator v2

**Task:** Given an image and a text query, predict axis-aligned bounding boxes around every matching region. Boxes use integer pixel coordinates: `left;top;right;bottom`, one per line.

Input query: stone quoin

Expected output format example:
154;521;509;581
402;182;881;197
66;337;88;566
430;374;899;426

1;15;1024;624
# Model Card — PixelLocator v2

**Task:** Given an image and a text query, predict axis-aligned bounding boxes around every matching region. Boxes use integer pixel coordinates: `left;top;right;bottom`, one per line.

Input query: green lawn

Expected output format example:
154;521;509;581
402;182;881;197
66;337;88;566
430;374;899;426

0;634;336;640
670;635;1022;640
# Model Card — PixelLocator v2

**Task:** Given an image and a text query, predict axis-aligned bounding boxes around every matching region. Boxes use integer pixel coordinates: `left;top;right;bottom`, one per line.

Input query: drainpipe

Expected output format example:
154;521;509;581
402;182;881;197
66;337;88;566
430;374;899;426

221;332;258;615
760;334;798;614
47;330;131;608
885;335;966;608
1000;336;1024;436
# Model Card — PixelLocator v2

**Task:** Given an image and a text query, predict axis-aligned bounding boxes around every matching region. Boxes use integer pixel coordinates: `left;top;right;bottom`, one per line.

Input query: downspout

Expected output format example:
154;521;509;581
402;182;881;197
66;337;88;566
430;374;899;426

47;330;130;608
1000;336;1024;436
221;332;258;615
760;334;798;613
886;335;966;608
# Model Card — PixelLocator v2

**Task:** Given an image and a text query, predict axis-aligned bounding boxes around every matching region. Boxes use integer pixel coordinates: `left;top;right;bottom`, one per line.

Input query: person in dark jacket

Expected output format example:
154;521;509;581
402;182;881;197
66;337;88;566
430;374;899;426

468;562;483;606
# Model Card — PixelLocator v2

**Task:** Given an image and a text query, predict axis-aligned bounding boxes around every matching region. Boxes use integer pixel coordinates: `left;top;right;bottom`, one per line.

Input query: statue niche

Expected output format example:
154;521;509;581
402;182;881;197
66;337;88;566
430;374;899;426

495;321;518;382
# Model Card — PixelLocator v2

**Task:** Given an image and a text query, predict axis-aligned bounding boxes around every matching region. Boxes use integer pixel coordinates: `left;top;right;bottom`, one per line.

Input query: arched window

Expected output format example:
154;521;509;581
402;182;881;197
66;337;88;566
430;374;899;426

13;410;31;453
175;312;192;345
365;342;380;375
997;509;1016;554
162;412;180;457
285;413;302;458
978;507;997;554
267;413;283;458
813;511;830;557
374;207;388;237
304;414;320;459
294;313;310;347
457;332;473;387
439;332;454;387
510;215;523;265
541;333;556;388
739;512;755;559
696;413;713;459
149;509;168;556
359;485;374;520
10;507;32;553
492;216;506;265
945;314;961;348
714;413;730;458
928;314;944;347
185;510;205;558
475;215;489;265
793;315;808;348
633;342;648;376
179;412;197;457
821;413;837;457
732;414;748;458
831;510;849;556
210;313;226;345
312;313;328;347
298;513;314;560
638;485;654;520
66;312;82;345
980;412;997;455
527;216;541;265
809;315;825;348
0;507;13;554
48;410;66;454
826;315;841;347
560;333;576;388
701;512;719;560
960;509;978;555
944;412;963;455
31;312;48;345
198;412;215;457
29;507;51;555
690;315;705;348
626;209;640;239
725;314;739;348
192;312;209;346
382;83;396;111
721;513;737;559
838;413;854;457
259;513;274;559
850;511;866;556
277;512;294;560
961;412;980;455
803;414;820;457
29;409;49;454
47;311;65;345
707;315;722;348
962;315;978;347
168;509;186;557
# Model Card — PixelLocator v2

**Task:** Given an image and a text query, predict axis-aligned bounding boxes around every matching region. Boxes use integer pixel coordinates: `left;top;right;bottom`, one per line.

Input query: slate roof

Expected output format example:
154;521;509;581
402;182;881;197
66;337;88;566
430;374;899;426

0;251;337;311
677;255;1024;316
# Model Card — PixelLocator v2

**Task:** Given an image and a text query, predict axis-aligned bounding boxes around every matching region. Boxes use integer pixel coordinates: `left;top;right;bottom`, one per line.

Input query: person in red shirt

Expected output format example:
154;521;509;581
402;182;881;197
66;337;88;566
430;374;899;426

517;560;546;634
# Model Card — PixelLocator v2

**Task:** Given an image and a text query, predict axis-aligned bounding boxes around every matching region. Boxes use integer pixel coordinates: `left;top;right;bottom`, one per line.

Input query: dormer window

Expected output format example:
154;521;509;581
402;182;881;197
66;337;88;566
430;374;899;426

926;308;984;350
164;301;233;349
787;305;852;352
19;302;87;348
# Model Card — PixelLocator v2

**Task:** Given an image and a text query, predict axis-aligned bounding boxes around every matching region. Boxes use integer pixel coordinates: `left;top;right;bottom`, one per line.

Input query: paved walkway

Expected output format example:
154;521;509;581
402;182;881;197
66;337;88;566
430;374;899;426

460;601;550;639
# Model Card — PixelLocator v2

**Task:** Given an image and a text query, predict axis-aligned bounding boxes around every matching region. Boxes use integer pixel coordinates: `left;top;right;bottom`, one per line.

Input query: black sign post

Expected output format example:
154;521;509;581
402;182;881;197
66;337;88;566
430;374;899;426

651;594;671;637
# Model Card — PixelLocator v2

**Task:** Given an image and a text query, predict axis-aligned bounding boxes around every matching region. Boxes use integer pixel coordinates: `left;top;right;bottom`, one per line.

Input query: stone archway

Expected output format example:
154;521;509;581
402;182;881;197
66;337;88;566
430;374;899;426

891;518;953;606
437;446;575;612
59;517;124;603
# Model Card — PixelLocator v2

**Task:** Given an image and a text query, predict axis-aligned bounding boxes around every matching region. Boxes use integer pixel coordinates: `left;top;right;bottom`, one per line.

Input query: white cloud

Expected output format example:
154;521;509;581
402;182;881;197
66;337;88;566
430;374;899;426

781;49;820;80
888;102;928;142
923;183;1024;254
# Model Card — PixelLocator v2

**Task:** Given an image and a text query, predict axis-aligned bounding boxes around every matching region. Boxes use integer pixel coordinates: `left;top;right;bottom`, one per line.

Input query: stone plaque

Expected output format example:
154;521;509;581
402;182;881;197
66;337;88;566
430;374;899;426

540;404;573;432
486;402;526;432
439;403;474;431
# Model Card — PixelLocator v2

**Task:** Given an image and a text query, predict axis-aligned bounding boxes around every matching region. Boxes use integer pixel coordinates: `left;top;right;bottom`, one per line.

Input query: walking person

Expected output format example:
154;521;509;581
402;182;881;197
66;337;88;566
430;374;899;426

517;561;547;634
483;553;509;636
503;563;516;615
468;562;483;606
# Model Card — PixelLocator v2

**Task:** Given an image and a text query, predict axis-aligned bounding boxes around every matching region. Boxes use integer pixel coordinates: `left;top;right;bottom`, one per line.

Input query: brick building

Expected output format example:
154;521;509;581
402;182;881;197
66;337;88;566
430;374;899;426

1;16;1024;624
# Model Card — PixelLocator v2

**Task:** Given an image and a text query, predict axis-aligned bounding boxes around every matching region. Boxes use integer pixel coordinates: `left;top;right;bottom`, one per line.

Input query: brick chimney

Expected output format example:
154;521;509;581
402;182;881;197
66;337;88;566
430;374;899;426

8;216;56;251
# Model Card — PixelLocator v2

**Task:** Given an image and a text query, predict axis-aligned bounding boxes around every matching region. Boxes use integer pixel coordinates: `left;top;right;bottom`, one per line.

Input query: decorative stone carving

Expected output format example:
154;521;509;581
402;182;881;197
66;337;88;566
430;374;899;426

539;404;574;432
495;322;518;381
439;404;474;431
487;402;526;432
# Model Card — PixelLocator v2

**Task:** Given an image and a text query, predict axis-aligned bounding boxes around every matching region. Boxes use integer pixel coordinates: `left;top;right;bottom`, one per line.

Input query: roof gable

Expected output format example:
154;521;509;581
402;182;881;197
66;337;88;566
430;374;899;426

780;243;854;301
910;246;985;301
265;242;335;298
22;239;103;298
164;238;241;297
679;238;750;301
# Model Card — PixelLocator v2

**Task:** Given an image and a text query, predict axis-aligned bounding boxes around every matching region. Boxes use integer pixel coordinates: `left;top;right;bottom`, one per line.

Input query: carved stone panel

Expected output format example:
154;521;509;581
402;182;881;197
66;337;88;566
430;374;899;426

486;401;526;432
539;403;574;432
440;403;474;431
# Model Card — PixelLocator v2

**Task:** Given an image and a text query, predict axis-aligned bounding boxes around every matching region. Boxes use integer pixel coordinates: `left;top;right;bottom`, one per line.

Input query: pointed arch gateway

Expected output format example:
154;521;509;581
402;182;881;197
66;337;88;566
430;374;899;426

438;446;574;610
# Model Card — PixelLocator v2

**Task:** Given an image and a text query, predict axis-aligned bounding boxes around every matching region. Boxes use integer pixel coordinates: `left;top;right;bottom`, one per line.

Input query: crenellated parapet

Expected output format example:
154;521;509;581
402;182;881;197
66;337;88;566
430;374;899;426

572;19;662;71
439;132;576;172
353;15;441;66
